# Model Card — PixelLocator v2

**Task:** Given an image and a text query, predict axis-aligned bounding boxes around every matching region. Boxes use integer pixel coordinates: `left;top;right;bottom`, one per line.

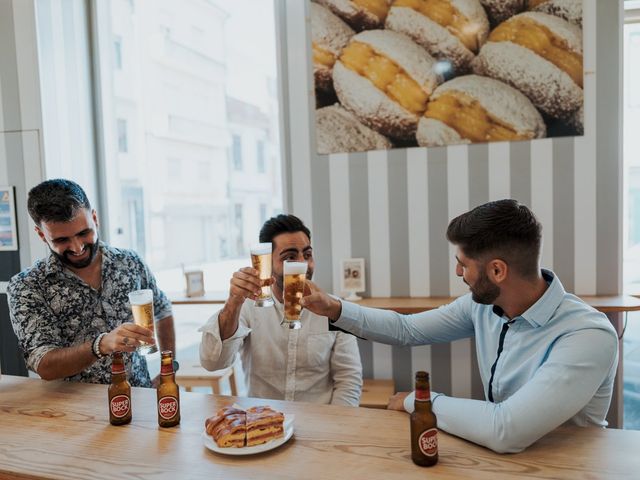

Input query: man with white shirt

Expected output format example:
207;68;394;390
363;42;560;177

301;199;619;453
199;214;362;406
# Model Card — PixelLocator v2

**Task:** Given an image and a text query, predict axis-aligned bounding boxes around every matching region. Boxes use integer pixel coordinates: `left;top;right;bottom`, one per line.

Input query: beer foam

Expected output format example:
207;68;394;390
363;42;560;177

283;261;308;275
250;243;272;255
128;289;153;305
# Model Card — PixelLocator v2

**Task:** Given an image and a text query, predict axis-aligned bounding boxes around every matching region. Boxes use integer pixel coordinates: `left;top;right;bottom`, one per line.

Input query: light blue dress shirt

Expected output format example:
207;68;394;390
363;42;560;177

334;270;619;453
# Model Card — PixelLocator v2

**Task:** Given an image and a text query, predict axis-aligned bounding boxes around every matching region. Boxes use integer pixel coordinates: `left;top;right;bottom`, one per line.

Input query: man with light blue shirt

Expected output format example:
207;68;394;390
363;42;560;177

301;199;618;453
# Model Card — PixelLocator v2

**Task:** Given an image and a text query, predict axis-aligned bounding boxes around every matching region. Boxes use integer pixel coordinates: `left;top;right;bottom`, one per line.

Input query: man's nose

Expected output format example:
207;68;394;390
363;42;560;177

455;264;463;277
69;237;85;253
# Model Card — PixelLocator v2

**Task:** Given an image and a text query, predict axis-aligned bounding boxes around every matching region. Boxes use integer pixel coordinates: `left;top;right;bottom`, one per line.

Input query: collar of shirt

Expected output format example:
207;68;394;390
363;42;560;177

497;269;564;328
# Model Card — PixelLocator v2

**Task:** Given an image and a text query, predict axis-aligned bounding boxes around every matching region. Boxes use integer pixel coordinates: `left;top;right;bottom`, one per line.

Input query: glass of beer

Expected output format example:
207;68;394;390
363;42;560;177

128;289;158;354
282;261;307;329
250;243;274;307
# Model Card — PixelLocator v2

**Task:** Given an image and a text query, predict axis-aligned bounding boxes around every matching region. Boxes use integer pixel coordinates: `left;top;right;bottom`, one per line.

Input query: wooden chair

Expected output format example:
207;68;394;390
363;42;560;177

176;362;239;396
359;379;395;409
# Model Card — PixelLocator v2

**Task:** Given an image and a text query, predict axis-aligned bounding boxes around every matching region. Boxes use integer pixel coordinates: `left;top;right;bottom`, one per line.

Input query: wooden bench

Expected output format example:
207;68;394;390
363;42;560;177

359;379;395;409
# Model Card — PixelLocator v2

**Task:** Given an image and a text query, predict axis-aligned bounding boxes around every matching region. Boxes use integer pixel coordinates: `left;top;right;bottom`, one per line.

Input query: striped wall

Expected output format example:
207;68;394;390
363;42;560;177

279;0;622;395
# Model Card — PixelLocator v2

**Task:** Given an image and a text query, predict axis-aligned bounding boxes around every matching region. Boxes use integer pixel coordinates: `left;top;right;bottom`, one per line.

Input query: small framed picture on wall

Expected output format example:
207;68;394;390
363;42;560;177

0;186;18;251
185;270;205;298
341;258;365;301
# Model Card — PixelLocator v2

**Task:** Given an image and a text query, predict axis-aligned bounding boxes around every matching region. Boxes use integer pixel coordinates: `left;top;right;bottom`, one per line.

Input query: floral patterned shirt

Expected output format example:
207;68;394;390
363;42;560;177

7;242;172;387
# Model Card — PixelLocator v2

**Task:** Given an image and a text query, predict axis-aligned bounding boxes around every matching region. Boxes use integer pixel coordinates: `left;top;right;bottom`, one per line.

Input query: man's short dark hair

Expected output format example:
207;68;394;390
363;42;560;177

446;199;542;278
259;214;311;244
27;179;91;226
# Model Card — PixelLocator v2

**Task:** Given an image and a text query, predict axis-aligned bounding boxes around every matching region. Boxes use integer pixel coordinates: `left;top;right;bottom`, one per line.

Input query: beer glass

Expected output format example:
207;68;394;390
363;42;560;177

250;243;274;307
282;261;307;329
128;289;158;354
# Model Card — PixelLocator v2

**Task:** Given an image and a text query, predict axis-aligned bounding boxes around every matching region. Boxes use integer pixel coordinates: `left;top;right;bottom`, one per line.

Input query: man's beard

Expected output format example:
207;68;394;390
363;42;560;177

468;270;500;305
51;239;99;269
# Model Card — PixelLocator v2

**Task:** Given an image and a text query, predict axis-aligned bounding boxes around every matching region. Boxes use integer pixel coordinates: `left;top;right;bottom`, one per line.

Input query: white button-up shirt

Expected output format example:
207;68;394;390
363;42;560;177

199;298;362;406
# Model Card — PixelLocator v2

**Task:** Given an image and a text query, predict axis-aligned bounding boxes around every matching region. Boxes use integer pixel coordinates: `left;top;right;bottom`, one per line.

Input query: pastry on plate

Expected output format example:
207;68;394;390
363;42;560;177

316;104;392;154
312;2;355;94
333;29;442;139
314;0;392;31
472;11;583;119
416;74;545;147
385;0;490;73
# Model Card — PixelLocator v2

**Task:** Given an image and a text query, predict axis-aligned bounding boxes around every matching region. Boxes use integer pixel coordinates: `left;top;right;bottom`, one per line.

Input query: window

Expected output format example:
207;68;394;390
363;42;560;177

260;203;267;224
117;118;128;153
257;140;266;173
232;134;243;171
623;1;640;430
114;37;123;70
95;0;282;296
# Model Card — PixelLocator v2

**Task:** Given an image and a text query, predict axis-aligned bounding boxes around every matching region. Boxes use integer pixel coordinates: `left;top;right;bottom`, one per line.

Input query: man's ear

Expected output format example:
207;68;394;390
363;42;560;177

486;259;508;284
92;209;99;229
34;225;47;243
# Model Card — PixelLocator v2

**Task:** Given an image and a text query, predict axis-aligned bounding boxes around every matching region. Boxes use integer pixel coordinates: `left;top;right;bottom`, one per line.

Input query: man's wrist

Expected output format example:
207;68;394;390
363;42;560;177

92;333;108;359
329;298;343;323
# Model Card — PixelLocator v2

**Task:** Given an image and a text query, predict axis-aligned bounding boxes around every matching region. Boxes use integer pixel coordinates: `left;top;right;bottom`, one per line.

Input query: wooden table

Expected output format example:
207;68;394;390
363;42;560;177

1;376;638;480
354;295;640;314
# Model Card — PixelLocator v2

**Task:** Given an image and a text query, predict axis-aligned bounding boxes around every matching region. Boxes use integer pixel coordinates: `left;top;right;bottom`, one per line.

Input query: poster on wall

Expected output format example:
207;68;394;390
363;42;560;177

0;186;19;251
311;0;584;155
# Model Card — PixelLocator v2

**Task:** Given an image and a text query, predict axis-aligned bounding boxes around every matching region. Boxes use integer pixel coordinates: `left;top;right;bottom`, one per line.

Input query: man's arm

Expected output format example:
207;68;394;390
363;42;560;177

303;285;476;346
36;323;156;380
329;332;363;406
218;267;264;340
422;329;618;453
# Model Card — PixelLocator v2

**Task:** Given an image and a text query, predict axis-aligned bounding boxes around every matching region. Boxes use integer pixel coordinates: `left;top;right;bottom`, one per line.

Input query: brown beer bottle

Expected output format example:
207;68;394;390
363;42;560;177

410;371;438;466
157;351;180;427
109;352;132;425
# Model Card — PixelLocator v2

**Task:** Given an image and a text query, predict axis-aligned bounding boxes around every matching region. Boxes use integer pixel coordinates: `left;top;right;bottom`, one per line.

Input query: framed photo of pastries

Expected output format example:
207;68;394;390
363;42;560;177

185;270;205;298
341;258;366;300
311;0;584;155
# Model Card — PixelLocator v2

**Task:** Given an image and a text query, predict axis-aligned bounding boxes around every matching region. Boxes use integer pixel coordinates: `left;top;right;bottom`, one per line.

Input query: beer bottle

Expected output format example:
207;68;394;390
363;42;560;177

109;352;132;426
410;371;438;466
157;351;180;427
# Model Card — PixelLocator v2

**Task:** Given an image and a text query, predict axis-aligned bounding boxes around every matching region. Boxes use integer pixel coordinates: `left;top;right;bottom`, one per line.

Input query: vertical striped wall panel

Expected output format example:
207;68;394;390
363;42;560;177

280;0;621;396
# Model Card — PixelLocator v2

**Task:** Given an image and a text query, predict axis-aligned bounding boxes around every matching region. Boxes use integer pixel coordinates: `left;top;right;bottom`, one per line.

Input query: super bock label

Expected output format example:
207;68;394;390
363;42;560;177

158;396;178;420
110;394;130;418
418;428;438;457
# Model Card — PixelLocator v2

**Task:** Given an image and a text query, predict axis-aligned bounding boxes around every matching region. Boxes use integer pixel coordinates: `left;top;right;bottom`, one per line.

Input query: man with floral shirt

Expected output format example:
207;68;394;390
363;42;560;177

7;179;175;387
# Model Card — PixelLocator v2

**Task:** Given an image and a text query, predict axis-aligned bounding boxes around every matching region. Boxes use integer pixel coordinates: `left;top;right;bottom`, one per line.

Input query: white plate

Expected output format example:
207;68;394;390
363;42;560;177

202;416;294;456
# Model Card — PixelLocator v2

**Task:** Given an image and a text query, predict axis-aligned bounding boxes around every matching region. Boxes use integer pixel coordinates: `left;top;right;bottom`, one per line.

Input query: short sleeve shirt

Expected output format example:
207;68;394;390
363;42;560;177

7;242;172;387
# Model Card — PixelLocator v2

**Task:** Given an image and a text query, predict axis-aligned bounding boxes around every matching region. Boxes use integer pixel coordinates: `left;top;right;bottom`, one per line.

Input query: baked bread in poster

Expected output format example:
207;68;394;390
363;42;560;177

314;0;392;31
385;0;490;74
312;2;355;94
528;0;582;28
479;0;525;26
332;29;442;140
205;407;246;448
245;406;285;447
472;11;583;119
316;104;392;154
416;74;545;147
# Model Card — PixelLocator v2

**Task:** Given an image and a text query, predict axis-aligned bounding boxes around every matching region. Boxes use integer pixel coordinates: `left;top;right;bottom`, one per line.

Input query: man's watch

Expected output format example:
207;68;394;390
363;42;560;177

172;359;180;372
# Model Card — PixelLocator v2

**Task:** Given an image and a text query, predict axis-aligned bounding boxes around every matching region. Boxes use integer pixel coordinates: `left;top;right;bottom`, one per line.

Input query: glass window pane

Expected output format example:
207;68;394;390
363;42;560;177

99;0;283;294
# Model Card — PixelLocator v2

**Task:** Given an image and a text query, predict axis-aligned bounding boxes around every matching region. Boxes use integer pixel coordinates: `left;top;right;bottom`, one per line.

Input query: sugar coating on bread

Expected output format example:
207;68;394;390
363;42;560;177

311;3;354;56
417;117;467;147
516;12;582;55
314;0;389;30
316;104;392;154
385;6;478;72
333;61;420;139
352;30;441;92
473;41;582;118
480;0;526;25
432;75;545;136
532;0;582;27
